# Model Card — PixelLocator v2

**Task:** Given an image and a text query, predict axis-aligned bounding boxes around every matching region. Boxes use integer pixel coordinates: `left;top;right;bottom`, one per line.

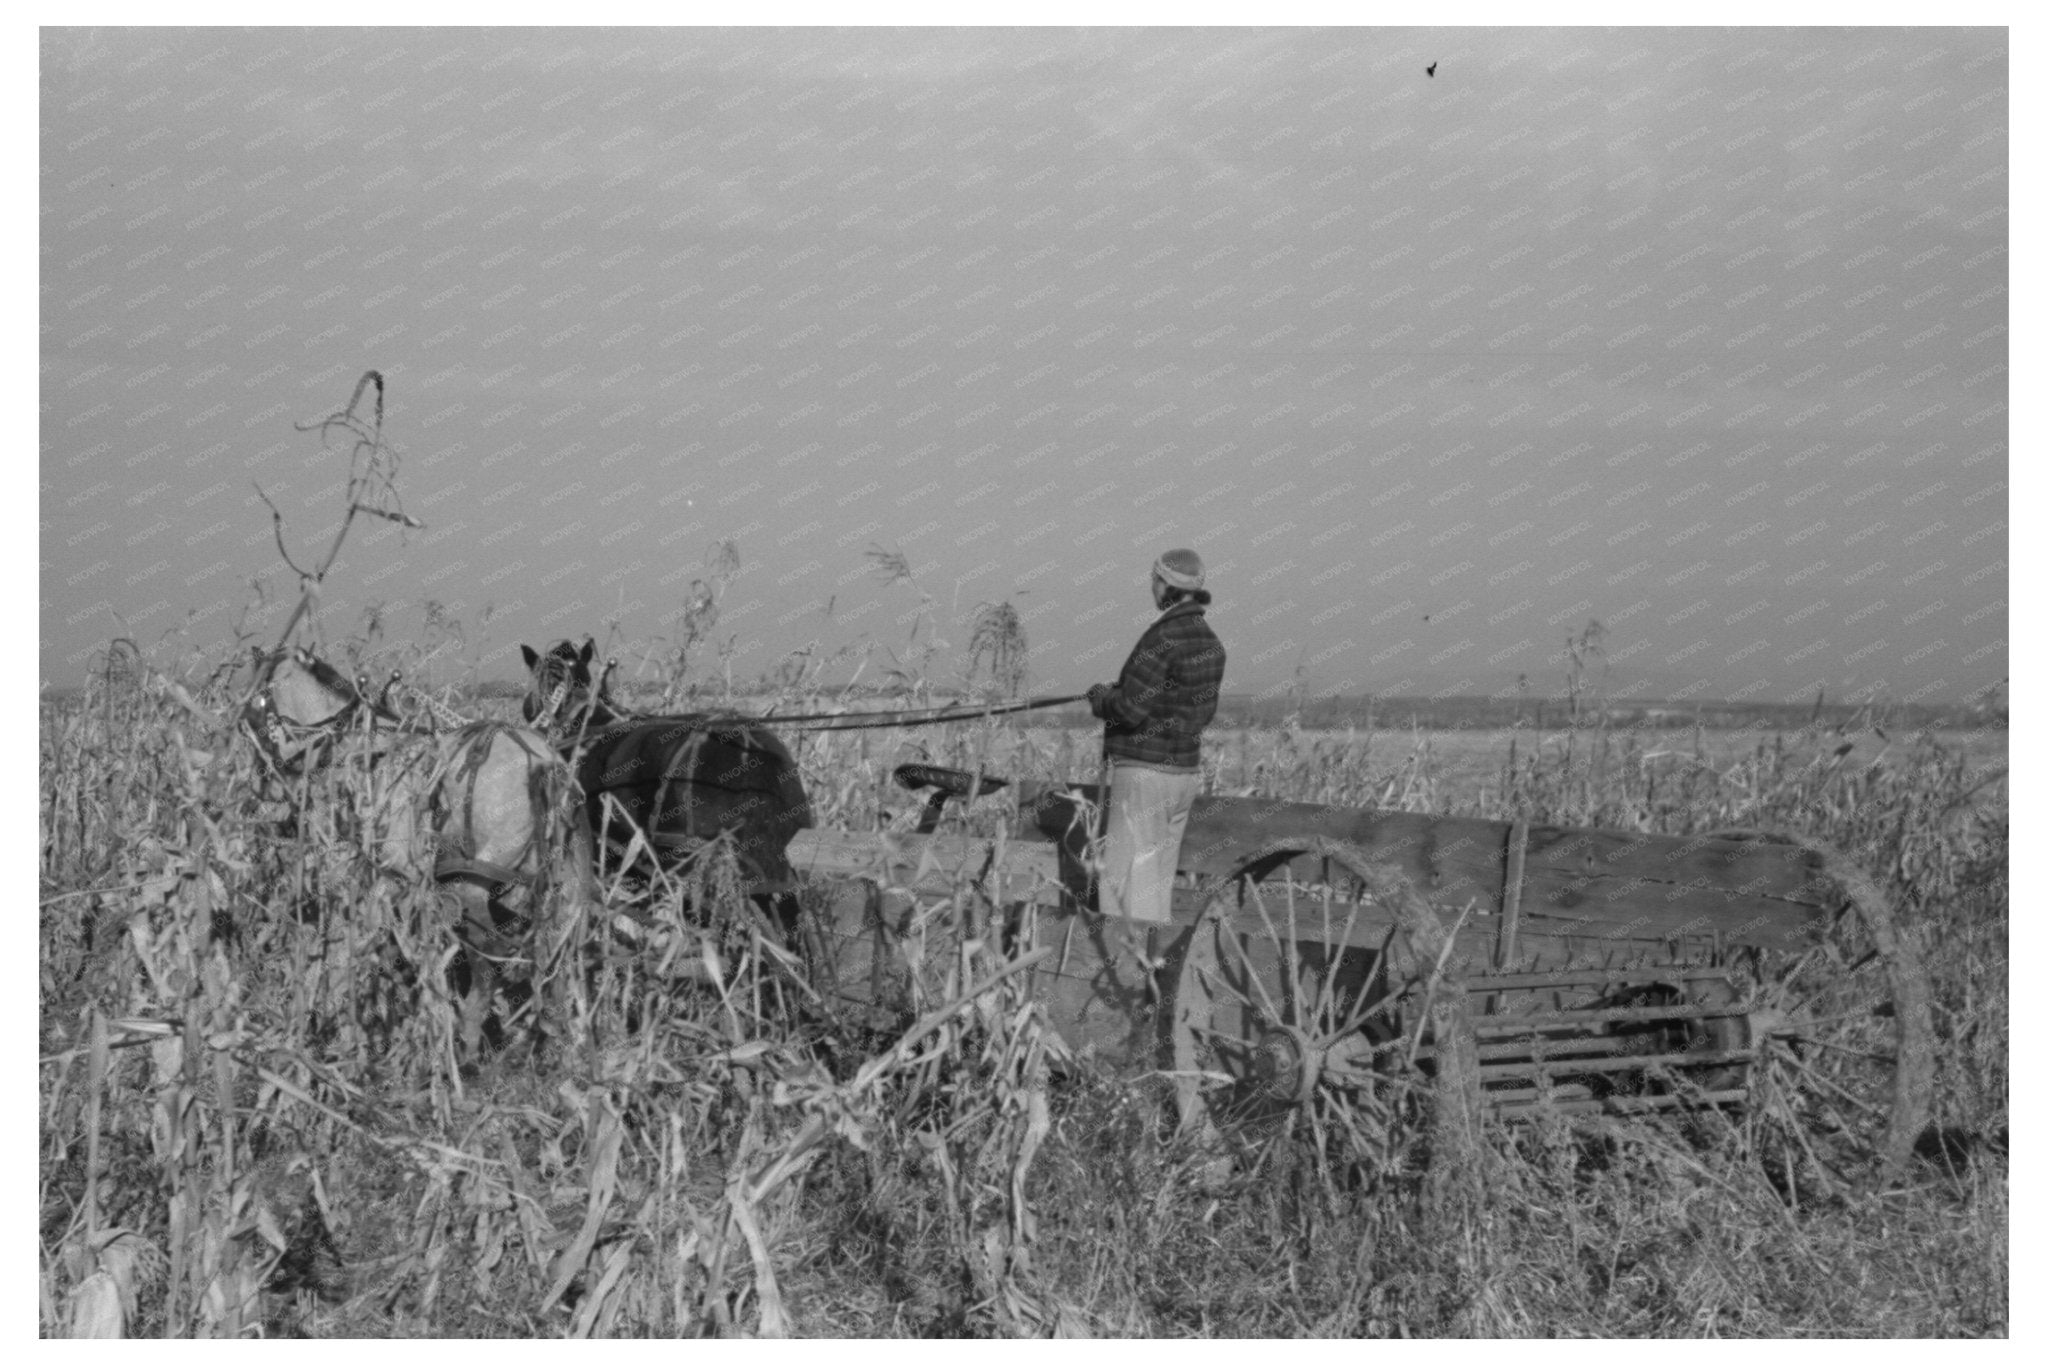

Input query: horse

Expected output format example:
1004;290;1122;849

243;646;580;1055
520;639;814;901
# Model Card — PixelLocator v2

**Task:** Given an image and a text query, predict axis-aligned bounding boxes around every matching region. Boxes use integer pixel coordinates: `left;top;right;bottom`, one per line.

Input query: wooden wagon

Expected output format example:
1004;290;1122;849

238;641;1930;1185
788;775;1934;1186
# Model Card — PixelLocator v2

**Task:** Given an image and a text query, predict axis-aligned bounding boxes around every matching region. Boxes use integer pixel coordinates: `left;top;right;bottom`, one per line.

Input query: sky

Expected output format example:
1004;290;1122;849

39;25;2009;706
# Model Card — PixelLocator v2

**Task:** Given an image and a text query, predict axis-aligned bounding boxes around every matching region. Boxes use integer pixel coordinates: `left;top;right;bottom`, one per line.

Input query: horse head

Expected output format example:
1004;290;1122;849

521;638;625;741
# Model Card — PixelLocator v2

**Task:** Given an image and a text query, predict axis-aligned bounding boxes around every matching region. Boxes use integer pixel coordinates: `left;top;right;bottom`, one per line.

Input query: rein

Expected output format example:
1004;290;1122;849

558;691;1088;736
755;692;1088;732
534;638;1090;740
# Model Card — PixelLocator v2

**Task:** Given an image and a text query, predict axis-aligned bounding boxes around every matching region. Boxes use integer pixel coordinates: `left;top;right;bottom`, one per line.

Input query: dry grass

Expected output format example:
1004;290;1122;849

39;646;2007;1337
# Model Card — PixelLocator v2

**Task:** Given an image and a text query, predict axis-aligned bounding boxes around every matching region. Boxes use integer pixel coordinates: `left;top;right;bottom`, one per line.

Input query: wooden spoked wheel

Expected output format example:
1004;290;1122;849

1705;829;1935;1193
1168;848;1410;1176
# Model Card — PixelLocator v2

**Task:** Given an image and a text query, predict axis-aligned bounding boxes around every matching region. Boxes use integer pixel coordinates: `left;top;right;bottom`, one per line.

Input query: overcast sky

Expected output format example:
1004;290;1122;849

40;26;2007;705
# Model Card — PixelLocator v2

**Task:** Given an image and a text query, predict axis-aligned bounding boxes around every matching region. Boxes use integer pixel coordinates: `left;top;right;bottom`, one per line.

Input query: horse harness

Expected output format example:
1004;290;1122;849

428;721;559;895
241;647;405;779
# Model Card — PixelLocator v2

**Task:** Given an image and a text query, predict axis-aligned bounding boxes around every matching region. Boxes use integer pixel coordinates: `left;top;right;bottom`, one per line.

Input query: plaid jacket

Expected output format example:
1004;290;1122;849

1092;599;1226;769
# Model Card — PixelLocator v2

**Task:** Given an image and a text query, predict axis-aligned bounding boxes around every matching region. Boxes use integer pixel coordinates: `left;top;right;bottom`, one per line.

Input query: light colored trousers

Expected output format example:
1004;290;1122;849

1098;760;1202;923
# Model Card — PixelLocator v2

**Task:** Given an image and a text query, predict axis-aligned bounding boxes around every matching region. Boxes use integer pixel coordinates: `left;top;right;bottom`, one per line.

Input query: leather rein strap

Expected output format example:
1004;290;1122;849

584;691;1089;735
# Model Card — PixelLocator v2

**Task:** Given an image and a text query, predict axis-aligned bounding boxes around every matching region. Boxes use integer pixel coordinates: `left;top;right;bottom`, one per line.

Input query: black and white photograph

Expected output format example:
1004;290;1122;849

38;22;2009;1337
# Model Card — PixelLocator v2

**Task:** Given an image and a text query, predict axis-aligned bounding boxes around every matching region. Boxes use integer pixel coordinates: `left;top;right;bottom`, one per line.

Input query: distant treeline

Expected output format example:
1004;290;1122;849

1206;693;2003;733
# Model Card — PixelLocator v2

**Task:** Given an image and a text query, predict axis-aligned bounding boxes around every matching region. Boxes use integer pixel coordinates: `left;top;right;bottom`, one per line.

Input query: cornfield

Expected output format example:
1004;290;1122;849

39;640;2007;1337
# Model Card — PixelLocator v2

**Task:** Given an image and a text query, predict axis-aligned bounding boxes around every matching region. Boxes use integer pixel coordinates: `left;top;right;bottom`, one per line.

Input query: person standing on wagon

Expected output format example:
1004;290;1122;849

1085;549;1227;923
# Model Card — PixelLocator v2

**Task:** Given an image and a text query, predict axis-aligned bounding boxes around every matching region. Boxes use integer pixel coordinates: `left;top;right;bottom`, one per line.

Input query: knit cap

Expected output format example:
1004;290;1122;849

1152;548;1205;591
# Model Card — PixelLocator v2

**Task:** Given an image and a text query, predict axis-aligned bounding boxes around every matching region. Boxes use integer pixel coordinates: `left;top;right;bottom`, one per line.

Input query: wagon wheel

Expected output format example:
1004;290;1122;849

1705;828;1934;1194
1168;842;1416;1179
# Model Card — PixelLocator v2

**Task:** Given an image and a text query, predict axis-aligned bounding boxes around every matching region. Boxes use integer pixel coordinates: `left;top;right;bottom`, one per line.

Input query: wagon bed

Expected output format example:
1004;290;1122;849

789;785;1834;1042
787;782;1931;1185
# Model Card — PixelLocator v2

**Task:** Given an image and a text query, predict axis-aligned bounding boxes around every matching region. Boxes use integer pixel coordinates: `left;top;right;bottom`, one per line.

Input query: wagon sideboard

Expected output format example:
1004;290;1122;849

786;786;1832;1065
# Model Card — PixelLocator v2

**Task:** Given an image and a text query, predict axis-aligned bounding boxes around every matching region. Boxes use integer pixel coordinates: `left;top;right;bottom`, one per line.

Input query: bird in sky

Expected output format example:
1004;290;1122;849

1426;61;1437;77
